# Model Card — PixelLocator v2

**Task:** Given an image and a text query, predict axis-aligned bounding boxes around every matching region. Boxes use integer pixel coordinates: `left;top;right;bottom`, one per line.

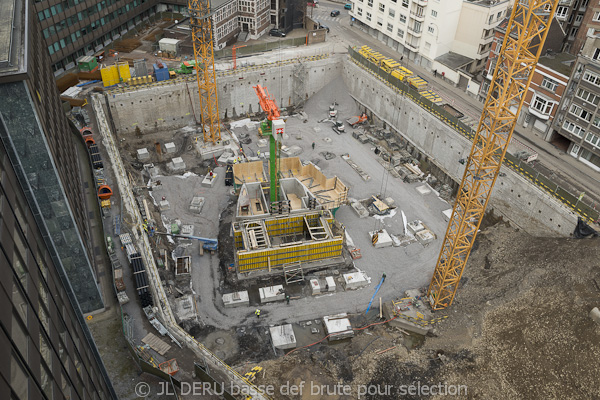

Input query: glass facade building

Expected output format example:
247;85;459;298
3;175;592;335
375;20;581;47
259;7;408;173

1;0;104;315
0;0;116;398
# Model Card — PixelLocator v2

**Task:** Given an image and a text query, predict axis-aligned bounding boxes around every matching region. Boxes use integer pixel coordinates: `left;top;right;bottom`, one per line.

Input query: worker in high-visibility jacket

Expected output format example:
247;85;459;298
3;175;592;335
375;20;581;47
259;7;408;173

255;309;261;318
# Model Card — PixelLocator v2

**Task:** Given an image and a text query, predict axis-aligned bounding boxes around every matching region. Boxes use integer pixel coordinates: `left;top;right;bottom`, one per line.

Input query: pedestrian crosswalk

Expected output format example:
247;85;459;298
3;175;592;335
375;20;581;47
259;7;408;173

311;14;346;22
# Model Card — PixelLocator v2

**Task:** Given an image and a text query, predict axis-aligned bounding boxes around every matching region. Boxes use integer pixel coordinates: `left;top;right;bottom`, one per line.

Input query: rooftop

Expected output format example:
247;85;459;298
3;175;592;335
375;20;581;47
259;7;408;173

0;0;27;80
538;52;576;77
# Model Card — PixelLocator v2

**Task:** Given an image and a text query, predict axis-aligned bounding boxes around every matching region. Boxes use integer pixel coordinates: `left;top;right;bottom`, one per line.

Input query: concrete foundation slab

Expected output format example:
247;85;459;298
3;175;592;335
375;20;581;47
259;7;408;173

217;152;233;164
159;200;170;211
202;173;218;187
137;148;150;161
269;324;297;350
323;313;354;341
259;285;285;303
196;143;226;161
165;142;176;154
222;291;250;308
257;139;268;148
407;220;426;234
310;279;321;295
350;200;369;218
326;276;336;292
370;229;393;248
416;229;435;245
190;196;205;213
442;208;453;222
181;225;194;236
175;295;196;320
343;272;368;290
415;185;431;196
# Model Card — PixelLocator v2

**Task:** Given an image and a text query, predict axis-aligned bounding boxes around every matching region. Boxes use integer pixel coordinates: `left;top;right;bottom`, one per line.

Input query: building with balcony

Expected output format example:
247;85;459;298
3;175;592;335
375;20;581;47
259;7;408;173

479;15;574;136
0;0;116;398
573;0;600;54
349;0;509;88
549;35;600;171
551;0;589;54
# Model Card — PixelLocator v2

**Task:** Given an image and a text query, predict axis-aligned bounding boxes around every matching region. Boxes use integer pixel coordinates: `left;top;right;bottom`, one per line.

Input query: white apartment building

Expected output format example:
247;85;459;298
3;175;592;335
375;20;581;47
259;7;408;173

350;0;509;87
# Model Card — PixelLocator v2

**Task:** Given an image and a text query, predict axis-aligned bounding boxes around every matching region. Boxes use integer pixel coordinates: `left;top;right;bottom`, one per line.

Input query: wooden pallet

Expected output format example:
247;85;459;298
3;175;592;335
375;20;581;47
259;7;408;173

142;333;171;356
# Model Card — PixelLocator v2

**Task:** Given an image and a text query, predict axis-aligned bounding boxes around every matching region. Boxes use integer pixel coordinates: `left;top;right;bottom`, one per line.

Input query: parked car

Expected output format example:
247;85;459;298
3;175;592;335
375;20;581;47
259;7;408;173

269;28;286;37
330;10;340;17
344;3;352;9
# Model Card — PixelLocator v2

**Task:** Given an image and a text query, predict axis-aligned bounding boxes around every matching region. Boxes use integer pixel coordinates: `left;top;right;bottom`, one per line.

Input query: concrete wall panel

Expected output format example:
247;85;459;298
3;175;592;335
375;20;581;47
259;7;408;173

343;60;577;237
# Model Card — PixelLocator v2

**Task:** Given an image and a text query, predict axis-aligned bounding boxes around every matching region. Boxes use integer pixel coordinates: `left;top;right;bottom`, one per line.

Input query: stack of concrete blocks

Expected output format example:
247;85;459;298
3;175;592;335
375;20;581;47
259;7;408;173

217;151;233;164
171;157;186;172
137;148;150;161
325;276;336;292
408;220;435;245
164;142;176;155
343;272;368;290
350;199;369;218
190;196;205;213
159;200;170;211
259;285;285;303
269;324;297;350
310;279;321;295
222;291;250;308
442;209;453;222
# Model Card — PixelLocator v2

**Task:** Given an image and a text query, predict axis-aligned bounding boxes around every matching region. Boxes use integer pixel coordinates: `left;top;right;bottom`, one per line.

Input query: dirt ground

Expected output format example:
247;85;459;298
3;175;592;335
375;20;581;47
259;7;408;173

245;220;600;400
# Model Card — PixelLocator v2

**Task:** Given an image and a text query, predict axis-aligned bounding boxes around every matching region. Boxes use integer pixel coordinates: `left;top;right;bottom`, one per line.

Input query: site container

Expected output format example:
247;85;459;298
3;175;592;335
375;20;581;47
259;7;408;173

153;63;169;82
77;55;98;72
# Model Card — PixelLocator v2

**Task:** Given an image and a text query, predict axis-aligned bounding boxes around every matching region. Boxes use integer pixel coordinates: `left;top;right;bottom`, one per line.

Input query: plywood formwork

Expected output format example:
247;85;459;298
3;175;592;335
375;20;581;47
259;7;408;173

277;158;348;210
233;161;266;188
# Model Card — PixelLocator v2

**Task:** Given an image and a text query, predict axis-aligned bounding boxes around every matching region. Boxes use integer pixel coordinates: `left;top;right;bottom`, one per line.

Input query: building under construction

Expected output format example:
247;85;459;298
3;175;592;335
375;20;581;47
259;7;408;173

232;157;348;275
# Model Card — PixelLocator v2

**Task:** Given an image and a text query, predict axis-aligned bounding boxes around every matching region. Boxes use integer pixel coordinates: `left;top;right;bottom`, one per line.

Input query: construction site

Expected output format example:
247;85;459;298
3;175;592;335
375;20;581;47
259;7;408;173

65;2;600;399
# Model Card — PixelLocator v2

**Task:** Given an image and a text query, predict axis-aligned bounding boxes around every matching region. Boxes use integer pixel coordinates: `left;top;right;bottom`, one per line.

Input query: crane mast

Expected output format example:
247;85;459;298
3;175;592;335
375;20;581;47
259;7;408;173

189;0;221;144
253;85;284;205
428;0;559;310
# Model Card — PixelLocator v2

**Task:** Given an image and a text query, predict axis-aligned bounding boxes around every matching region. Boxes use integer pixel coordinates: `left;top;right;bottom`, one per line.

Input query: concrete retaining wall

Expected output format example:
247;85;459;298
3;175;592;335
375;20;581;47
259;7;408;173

107;55;343;135
343;60;577;237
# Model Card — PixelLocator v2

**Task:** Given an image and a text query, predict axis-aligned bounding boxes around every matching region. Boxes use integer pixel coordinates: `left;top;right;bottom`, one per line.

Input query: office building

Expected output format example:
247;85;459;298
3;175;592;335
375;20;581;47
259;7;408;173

0;0;116;398
1;0;104;314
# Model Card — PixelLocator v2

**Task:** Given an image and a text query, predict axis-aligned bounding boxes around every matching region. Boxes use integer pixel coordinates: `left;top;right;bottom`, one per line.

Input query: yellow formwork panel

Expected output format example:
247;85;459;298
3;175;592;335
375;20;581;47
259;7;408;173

101;65;119;87
118;62;131;81
237;238;343;272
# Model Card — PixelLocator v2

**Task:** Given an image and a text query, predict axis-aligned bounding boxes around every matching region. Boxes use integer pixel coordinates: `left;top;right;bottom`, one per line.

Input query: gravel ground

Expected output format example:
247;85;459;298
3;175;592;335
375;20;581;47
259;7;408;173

249;221;600;400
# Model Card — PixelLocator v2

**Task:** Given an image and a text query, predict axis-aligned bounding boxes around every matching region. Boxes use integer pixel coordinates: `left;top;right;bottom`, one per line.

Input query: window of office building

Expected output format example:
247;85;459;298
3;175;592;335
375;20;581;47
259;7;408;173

563;120;585;137
570;104;593;122
584;70;600;86
431;10;437;17
387;22;393;32
577;88;600;105
397;28;404;38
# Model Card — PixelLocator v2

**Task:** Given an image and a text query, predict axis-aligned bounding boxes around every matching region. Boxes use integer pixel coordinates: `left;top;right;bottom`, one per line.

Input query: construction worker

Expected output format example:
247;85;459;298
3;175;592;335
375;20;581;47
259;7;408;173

257;150;261;157
233;158;237;164
255;309;261;318
286;295;290;305
312;142;315;150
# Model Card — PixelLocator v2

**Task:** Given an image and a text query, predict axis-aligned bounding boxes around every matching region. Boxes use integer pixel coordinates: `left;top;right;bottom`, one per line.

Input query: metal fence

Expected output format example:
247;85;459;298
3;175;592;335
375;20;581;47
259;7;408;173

348;46;599;223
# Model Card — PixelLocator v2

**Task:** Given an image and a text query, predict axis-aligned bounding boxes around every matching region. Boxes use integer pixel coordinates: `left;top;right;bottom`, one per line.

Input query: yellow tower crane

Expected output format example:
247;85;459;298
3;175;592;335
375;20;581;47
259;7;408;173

427;0;559;310
189;0;221;144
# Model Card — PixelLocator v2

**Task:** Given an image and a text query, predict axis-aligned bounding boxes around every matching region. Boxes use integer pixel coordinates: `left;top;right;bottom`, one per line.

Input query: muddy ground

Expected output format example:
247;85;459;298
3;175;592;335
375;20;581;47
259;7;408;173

243;220;600;400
